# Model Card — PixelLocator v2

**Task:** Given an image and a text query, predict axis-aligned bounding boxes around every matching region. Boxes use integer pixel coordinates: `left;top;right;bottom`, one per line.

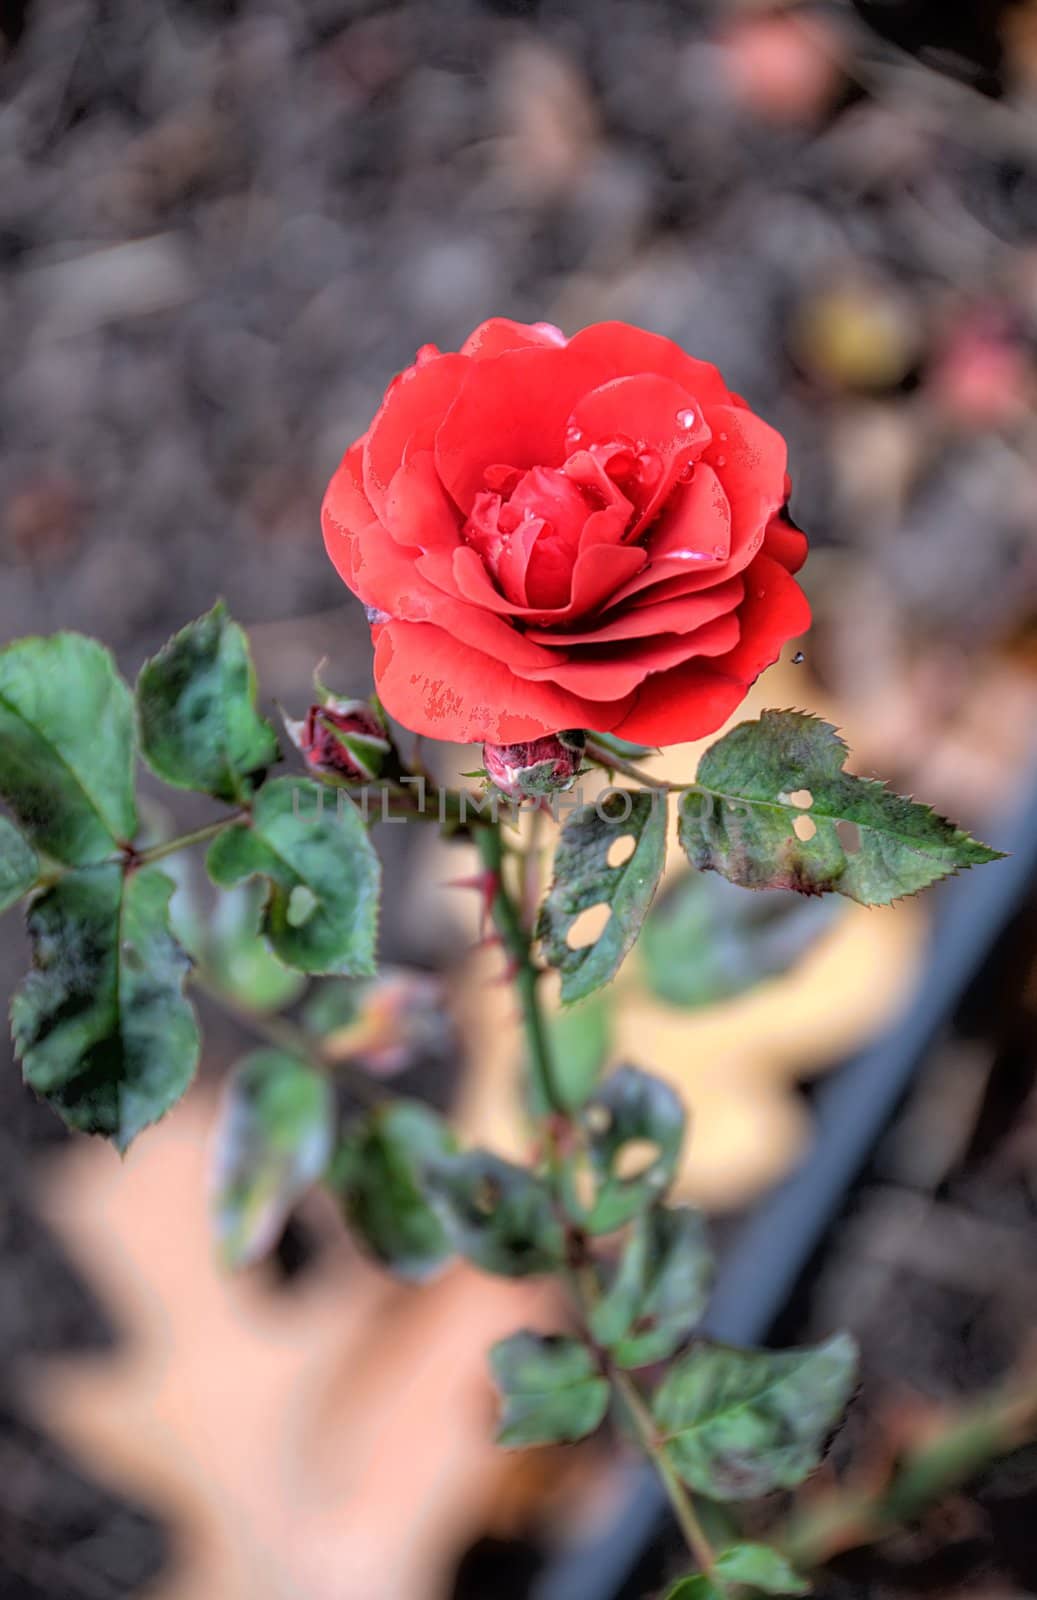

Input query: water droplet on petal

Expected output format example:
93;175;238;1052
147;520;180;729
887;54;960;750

712;543;724;560
792;650;805;664
636;449;662;485
676;408;697;430
715;454;727;468
565;425;583;450
719;431;729;443
678;463;695;484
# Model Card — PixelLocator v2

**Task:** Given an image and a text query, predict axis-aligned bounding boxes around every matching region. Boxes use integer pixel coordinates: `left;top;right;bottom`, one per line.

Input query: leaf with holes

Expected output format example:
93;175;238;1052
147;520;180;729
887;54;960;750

679;712;1002;906
664;1544;810;1598
0;634;137;865
212;1049;334;1267
567;1066;685;1234
206;778;380;975
489;1332;610;1447
425;1150;566;1277
0;815;38;914
329;1101;456;1281
537;790;668;1003
590;1206;712;1368
653;1333;858;1500
136;603;279;802
10;864;199;1149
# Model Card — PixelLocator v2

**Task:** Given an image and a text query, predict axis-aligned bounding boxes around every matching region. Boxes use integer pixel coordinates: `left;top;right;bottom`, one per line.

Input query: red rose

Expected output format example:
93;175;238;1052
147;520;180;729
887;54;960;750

322;319;808;746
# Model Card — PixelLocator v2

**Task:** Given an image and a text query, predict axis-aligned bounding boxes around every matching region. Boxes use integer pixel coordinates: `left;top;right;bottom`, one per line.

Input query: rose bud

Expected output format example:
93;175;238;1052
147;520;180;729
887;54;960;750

483;730;585;800
283;697;390;782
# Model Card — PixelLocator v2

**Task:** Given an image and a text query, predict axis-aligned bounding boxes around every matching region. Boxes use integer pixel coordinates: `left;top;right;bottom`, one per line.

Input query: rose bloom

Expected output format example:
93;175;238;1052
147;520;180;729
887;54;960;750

322;319;808;746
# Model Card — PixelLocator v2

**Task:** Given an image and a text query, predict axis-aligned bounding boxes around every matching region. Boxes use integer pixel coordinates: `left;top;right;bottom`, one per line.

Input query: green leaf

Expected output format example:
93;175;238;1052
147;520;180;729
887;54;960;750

328;1101;456;1282
590;1206;712;1368
212;1049;333;1267
489;1331;610;1447
665;1544;810;1598
568;1065;685;1234
136;603;279;802
206;778;380;975
680;711;1002;907
641;871;837;1010
587;731;660;762
11;864;199;1150
528;991;613;1116
425;1150;566;1277
537;790;668;1002
204;882;308;1012
0;815;39;914
0;634;137;864
652;1333;858;1500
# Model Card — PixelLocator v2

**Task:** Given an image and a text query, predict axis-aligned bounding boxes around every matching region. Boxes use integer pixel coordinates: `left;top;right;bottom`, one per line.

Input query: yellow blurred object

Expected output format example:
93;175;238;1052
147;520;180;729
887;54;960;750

27;1096;556;1600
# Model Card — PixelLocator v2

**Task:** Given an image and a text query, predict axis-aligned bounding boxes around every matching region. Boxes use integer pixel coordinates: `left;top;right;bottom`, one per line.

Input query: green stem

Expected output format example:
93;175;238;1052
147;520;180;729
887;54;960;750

132;810;249;866
476;822;565;1118
583;739;685;792
571;1262;727;1590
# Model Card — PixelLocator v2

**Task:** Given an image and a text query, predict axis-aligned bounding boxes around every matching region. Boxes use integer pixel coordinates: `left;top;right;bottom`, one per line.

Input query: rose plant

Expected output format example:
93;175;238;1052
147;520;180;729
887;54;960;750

0;321;1009;1598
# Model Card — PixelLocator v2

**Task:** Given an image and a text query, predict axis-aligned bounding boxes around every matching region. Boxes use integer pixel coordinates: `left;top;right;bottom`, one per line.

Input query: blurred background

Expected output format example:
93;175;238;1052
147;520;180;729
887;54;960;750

2;0;1037;1596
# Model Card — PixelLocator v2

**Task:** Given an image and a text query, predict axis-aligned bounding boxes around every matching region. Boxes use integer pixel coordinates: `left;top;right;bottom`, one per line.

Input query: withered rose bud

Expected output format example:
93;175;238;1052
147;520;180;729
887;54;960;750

482;729;585;801
283;698;389;782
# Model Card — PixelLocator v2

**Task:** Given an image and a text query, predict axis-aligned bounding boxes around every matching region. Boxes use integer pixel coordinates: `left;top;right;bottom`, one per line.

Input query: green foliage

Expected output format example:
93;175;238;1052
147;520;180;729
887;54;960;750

329;1101;456;1281
664;1543;810;1598
0;816;38;915
426;1149;566;1277
528;991;613;1116
489;1331;610;1447
0;634;137;864
679;712;1001;906
204;882;308;1012
212;1049;334;1267
568;1066;685;1234
652;1334;859;1500
590;1206;712;1369
641;871;837;1010
538;789;667;1002
136;602;279;802
207;777;380;975
11;865;199;1150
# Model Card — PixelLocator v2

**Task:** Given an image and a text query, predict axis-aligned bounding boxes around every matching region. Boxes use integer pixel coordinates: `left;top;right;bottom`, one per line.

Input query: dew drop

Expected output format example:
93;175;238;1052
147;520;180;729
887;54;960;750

565;425;583;449
711;543;724;560
636;449;662;485
676;408;697;430
718;431;728;442
792;650;805;664
715;454;727;468
678;463;695;484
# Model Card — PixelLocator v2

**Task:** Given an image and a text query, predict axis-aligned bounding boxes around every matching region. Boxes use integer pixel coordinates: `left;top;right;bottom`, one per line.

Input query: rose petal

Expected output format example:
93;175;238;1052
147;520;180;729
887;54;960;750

372;621;631;743
434;346;602;514
322;439;378;541
610;662;747;745
444;541;646;624
515;614;741;697
714;552;810;681
461;318;568;360
566;374;712;533
566;322;733;408
762;509;808;574
383;452;462;550
525;575;744;645
646;463;732;564
363;352;468;520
